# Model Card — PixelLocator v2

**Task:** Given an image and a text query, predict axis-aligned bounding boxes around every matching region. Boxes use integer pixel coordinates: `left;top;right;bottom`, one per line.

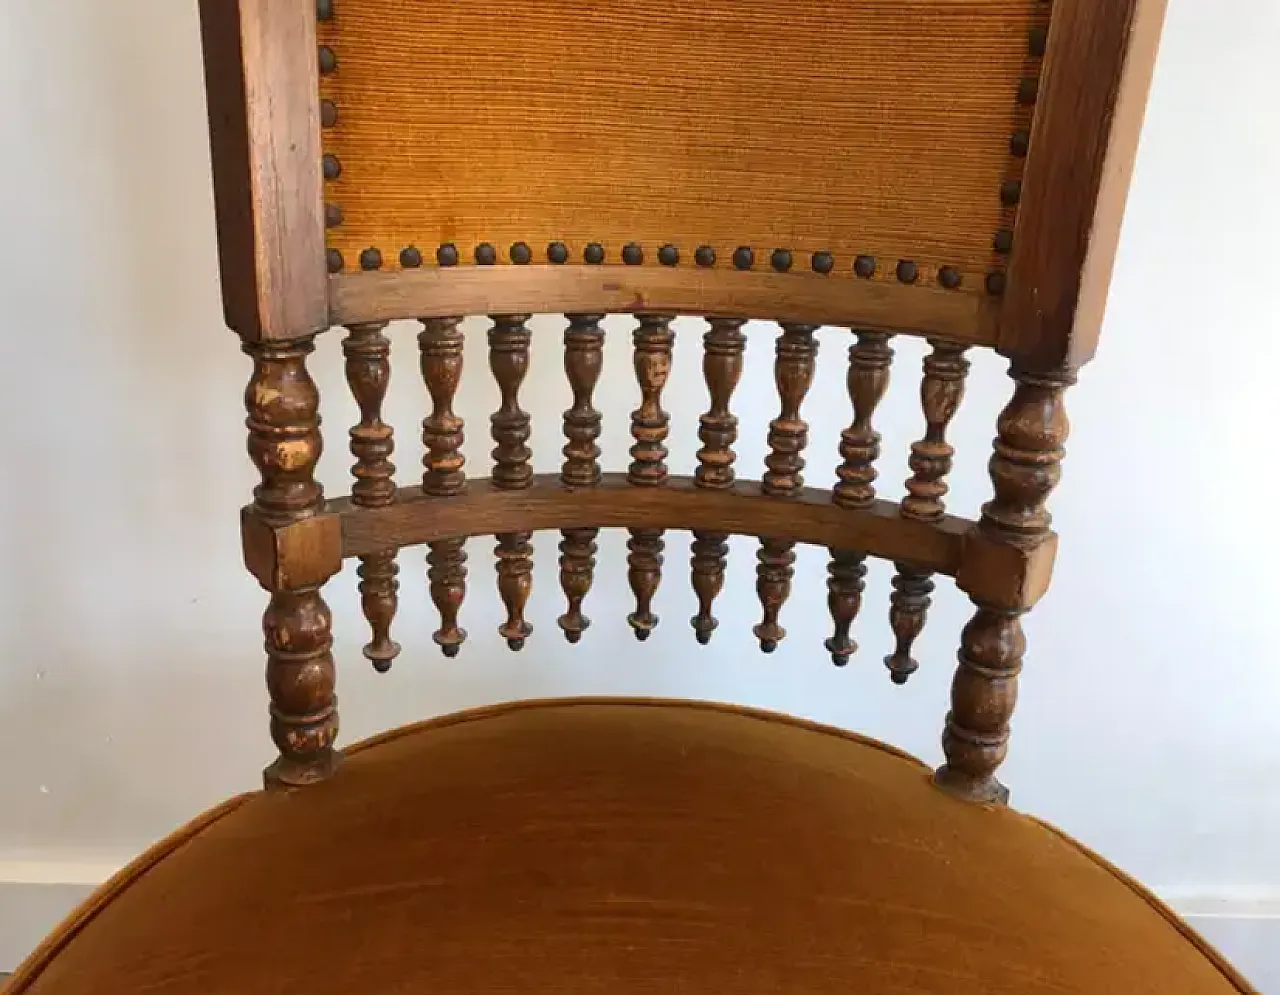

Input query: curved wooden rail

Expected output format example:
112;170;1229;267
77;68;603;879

327;268;998;345
334;474;973;575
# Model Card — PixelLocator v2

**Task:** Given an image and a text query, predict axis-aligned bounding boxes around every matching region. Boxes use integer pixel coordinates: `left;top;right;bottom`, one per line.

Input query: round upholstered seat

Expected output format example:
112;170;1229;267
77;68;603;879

9;699;1250;995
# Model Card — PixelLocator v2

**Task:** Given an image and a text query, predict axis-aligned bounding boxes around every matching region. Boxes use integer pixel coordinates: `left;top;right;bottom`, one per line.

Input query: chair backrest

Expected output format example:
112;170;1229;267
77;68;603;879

199;0;1167;801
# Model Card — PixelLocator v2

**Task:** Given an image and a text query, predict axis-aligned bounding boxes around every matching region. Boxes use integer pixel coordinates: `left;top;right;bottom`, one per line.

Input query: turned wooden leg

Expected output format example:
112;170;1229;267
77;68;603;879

244;336;340;788
935;368;1073;803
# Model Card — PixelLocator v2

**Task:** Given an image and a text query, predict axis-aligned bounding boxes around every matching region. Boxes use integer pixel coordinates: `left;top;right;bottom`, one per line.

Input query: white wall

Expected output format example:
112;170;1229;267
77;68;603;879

0;0;1277;979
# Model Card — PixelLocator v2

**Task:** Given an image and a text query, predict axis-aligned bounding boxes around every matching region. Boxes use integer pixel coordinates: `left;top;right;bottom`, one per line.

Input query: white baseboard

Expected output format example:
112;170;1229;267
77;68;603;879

2;874;1278;988
0;880;97;974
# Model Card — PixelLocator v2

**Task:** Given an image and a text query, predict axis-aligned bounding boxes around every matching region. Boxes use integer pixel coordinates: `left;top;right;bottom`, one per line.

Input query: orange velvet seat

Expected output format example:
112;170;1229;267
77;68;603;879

8;699;1251;995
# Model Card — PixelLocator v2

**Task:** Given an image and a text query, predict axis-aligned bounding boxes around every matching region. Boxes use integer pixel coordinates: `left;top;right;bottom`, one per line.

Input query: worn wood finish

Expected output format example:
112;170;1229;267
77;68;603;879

419;317;468;657
1001;0;1168;368
489;316;535;650
626;317;675;639
338;476;971;575
343;322;400;672
243;337;338;788
755;324;819;652
329;268;995;344
197;0;326;341
886;342;971;683
558;315;605;643
825;331;894;666
936;369;1074;804
691;318;746;644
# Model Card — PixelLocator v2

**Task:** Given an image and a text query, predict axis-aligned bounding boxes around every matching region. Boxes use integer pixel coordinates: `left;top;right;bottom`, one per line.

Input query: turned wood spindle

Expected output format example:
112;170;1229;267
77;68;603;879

244;336;338;788
691;318;746;644
935;368;1074;805
626;315;675;640
886;341;971;684
558;314;605;643
826;331;894;665
343;322;401;672
489;315;535;650
755;323;819;653
419;317;468;657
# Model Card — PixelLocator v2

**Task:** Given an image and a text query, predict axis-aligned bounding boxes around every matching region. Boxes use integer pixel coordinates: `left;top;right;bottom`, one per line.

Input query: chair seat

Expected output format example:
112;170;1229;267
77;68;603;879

9;698;1250;995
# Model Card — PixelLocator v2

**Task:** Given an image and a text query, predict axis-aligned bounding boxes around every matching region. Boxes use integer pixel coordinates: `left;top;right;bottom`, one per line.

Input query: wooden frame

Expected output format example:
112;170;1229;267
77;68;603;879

199;0;1166;364
197;0;1166;800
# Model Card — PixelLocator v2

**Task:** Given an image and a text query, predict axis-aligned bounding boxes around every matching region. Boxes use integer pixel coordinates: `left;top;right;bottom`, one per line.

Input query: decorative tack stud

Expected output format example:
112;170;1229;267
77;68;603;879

623;243;644;265
733;247;755;270
1018;78;1039;105
994;230;1015;254
695;245;717;268
318;46;337;75
1001;180;1023;206
324;203;343;228
359;247;382;271
475;243;497;266
322;154;341;180
1010;130;1030;157
320;100;338;128
771;249;793;273
1029;25;1048;57
317;0;334;20
854;255;876;279
548;241;569;264
812;251;834;275
938;266;962;290
986;271;1008;296
400;246;422;268
897;260;919;284
437;243;459;267
326;248;344;273
584;243;605;265
510;242;532;265
659;244;680;266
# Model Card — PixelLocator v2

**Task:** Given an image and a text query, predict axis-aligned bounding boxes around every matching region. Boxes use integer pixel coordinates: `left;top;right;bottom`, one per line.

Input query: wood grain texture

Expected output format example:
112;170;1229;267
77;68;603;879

318;1;1043;297
936;369;1074;804
419;317;470;658
691;318;747;644
1001;0;1168;368
197;0;326;341
343;322;400;671
328;267;996;344
242;337;339;788
558;314;606;642
335;475;971;575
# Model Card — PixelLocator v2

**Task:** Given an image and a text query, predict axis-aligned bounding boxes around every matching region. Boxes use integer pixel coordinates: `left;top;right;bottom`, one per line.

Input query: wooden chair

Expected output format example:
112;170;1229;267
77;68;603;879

6;2;1258;993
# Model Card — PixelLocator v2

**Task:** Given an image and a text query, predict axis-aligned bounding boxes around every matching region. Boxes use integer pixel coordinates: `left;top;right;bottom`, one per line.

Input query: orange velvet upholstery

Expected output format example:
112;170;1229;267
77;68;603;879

7;700;1253;995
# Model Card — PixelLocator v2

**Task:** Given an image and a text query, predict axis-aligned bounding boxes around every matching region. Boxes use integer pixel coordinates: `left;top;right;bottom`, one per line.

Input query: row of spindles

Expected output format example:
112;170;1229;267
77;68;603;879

339;317;971;681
